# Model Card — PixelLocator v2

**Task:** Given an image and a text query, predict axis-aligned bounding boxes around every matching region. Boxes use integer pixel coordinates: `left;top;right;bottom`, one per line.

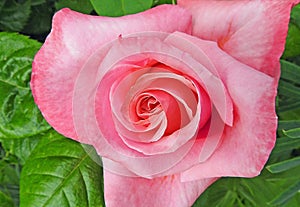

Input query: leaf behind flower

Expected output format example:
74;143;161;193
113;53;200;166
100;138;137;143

19;130;105;207
91;0;153;17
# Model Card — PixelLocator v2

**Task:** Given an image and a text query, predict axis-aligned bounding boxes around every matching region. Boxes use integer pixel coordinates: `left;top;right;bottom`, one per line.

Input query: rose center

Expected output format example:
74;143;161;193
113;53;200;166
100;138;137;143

131;93;164;128
136;95;162;119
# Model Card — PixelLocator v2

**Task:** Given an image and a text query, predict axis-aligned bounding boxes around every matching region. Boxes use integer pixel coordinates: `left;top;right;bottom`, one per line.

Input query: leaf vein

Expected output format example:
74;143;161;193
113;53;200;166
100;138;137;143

41;148;93;206
0;78;29;90
79;168;89;206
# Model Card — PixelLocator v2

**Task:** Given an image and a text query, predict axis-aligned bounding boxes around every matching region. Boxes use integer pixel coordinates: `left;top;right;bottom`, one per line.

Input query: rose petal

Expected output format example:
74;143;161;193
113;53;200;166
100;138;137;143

110;67;165;135
111;69;191;143
164;32;234;161
180;38;278;181
111;69;205;154
74;33;218;177
178;0;299;78
117;72;211;155
72;35;197;177
104;170;217;207
164;33;233;127
31;5;192;139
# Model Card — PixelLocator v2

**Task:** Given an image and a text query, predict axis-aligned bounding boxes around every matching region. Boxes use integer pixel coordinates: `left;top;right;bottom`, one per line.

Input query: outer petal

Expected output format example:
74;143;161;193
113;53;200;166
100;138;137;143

30;5;192;139
171;32;278;181
178;0;299;78
104;170;217;207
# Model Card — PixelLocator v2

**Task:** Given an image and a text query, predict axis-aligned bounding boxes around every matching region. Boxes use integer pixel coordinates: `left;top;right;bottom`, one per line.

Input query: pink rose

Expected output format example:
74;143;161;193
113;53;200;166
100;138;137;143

31;1;299;206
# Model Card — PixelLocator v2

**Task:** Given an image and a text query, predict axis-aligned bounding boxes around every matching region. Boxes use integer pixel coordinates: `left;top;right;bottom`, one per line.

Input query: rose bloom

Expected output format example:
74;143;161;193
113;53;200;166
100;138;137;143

31;0;299;206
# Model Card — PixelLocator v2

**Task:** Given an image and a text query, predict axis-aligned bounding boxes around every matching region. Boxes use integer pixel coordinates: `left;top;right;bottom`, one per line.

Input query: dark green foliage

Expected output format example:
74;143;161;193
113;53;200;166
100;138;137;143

23;2;55;35
0;0;31;32
55;0;94;14
283;4;300;58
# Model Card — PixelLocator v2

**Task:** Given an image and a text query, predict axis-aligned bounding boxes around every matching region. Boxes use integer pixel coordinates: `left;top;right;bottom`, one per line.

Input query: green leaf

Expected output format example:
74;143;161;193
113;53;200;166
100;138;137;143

267;138;300;167
283;24;300;58
91;0;153;17
193;166;300;207
0;160;20;186
0;32;51;139
283;4;300;58
1;133;42;165
55;0;93;14
23;2;54;35
20;130;105;207
271;138;300;154
0;160;20;207
0;1;5;11
152;0;175;6
31;0;46;6
0;0;31;32
0;191;14;207
277;120;300;137
267;157;300;173
283;127;300;139
193;177;273;207
291;4;300;28
278;81;300;98
269;181;300;206
277;61;300;119
280;60;300;84
278;120;300;131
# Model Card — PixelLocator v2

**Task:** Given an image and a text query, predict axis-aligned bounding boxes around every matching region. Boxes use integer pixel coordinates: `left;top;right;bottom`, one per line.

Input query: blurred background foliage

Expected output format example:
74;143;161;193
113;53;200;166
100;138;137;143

0;0;175;40
0;0;299;206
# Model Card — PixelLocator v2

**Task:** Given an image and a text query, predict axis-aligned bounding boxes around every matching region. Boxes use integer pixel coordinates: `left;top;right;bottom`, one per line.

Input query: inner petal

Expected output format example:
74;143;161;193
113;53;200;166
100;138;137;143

110;67;198;135
111;69;213;156
133;93;162;123
146;90;182;136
